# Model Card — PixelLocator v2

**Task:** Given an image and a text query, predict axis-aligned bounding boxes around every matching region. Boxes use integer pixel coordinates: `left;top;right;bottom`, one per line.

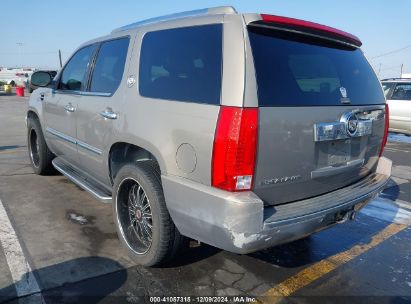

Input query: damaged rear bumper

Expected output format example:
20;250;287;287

162;157;392;254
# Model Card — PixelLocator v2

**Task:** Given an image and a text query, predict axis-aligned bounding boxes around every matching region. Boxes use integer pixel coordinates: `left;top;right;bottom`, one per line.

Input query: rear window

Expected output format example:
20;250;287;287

248;26;385;106
139;24;222;105
90;37;129;94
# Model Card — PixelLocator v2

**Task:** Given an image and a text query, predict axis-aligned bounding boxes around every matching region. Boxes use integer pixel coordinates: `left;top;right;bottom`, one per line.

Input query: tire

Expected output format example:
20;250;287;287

27;117;55;175
112;161;186;266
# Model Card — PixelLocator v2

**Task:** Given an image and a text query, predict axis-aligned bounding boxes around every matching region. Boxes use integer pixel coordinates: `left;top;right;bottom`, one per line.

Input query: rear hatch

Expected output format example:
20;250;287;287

247;17;386;205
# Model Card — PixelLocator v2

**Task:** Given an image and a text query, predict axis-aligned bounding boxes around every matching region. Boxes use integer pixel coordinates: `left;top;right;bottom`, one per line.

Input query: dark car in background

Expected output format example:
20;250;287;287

29;70;57;93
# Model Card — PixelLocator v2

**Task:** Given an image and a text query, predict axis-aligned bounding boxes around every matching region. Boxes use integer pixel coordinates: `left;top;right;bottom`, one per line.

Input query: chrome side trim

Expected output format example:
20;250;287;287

52;89;82;95
80;91;112;97
77;140;103;155
46;127;102;155
53;90;112;97
46;127;76;144
52;158;111;203
314;120;373;142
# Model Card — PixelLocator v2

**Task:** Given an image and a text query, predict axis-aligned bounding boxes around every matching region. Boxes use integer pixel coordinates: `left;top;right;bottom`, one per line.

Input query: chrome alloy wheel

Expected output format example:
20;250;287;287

29;129;40;168
117;178;153;254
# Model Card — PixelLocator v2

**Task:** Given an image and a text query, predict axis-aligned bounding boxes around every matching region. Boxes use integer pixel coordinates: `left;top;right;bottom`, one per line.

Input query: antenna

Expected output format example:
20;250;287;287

58;49;63;68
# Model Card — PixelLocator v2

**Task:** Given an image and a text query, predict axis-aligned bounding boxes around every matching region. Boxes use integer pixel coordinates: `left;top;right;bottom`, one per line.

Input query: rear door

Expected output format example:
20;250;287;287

76;37;130;186
247;23;386;205
386;82;411;133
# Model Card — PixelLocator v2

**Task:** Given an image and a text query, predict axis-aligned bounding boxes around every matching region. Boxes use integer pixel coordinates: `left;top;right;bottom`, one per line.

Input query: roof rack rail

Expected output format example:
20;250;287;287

381;77;411;81
112;6;237;33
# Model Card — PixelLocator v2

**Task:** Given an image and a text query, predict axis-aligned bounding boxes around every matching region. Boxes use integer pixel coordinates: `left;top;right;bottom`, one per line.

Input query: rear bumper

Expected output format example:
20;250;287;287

162;157;392;254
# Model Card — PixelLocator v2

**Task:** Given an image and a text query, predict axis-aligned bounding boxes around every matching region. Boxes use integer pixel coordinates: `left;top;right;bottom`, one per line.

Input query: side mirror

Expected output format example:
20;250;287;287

30;71;52;87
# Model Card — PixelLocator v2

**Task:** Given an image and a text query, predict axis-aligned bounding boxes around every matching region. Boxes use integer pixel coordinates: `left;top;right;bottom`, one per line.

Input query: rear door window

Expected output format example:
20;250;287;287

59;45;95;91
139;24;222;105
248;27;385;106
391;83;411;100
90;37;130;94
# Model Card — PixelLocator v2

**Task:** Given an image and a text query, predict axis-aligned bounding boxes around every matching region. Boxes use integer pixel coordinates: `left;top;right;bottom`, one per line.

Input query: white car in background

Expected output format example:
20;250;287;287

382;78;411;135
0;68;33;87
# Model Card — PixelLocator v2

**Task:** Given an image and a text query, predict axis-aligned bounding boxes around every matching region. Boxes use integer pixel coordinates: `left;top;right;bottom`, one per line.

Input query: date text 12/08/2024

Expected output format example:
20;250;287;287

149;296;257;303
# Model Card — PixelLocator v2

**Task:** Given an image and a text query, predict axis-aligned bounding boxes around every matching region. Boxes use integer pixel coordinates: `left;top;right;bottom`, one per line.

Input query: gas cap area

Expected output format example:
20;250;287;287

176;143;197;173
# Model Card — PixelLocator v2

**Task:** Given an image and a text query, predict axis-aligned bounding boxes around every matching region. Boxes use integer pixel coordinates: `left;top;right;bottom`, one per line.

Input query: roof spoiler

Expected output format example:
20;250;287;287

250;14;362;47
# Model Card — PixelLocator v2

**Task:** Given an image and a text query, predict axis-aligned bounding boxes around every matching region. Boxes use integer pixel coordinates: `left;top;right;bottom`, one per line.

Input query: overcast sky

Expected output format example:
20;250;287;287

0;0;410;79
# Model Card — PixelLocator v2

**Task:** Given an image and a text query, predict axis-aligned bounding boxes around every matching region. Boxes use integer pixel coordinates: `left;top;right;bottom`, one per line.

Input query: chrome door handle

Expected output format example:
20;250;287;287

100;110;118;120
64;104;76;113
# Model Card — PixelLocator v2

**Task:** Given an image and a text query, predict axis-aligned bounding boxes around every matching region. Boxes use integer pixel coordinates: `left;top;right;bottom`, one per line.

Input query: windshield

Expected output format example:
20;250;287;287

248;26;385;106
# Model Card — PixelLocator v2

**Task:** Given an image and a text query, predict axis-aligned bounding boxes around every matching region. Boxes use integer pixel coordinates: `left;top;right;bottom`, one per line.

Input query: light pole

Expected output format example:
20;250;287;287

16;42;24;68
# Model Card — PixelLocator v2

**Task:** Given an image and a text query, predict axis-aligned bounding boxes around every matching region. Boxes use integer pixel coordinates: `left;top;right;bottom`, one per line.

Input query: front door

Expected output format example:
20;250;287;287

44;44;97;167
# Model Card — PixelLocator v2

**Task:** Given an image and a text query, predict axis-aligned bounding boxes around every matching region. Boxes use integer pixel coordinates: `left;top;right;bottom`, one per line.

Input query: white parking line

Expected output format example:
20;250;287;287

0;199;43;300
385;147;410;153
361;196;411;225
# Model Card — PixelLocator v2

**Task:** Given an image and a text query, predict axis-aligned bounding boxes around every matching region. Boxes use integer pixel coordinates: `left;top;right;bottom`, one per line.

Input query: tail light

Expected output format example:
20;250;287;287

212;106;258;191
379;103;389;157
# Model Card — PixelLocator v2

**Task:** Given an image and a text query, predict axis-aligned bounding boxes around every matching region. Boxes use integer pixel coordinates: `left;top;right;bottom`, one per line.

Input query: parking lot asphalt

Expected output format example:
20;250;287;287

0;92;410;304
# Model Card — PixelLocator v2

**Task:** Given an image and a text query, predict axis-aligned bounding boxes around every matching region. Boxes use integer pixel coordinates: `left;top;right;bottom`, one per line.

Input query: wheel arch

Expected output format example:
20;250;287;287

27;97;45;127
26;108;44;132
108;142;165;185
27;108;40;121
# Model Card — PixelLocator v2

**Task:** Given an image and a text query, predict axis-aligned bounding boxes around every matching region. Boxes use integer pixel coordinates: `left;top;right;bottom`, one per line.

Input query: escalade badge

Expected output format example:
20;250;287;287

260;175;301;186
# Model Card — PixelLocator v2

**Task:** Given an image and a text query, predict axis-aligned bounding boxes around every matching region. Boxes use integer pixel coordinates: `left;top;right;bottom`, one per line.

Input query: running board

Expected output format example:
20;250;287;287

52;158;112;203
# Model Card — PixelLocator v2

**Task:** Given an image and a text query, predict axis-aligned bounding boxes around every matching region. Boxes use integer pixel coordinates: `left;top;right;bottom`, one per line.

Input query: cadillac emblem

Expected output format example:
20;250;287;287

340;112;359;137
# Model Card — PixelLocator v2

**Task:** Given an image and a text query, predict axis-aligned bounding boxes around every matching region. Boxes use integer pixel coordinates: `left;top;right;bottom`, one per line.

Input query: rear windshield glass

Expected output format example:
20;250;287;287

248;26;385;106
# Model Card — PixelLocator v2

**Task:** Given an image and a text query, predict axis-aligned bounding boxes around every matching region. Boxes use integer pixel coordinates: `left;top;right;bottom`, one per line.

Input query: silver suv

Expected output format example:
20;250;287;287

27;6;392;266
